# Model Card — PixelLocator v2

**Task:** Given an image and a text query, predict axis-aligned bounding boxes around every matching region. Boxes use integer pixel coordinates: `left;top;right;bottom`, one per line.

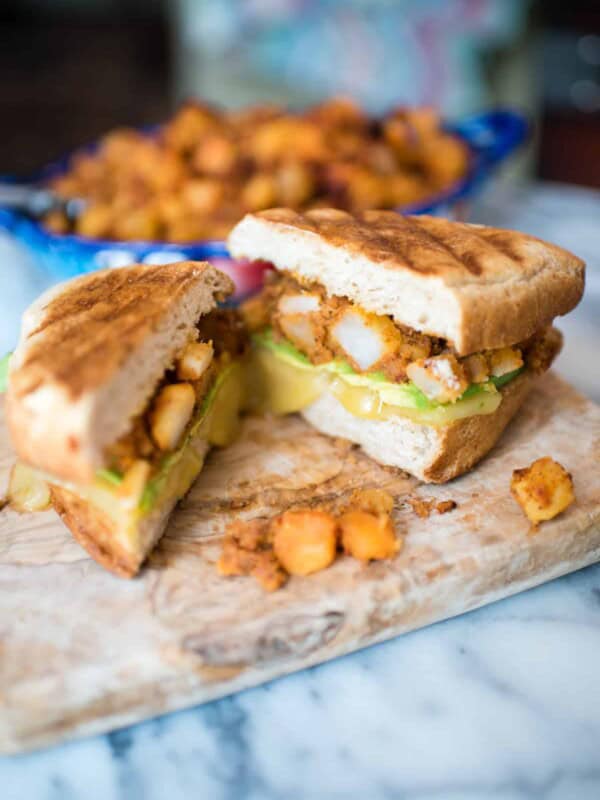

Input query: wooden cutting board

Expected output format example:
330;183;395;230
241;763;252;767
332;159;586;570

1;372;599;754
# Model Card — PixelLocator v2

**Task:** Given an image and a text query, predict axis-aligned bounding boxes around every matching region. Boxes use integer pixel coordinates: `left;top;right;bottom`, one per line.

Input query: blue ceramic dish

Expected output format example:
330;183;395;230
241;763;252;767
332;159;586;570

0;109;527;297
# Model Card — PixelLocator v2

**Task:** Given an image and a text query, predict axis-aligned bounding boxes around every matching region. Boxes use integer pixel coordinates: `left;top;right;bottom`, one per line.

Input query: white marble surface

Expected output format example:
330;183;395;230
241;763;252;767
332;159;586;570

1;182;600;800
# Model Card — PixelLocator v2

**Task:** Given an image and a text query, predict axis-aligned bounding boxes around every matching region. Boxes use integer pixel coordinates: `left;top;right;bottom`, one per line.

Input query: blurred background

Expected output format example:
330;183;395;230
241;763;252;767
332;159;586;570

0;0;599;400
1;0;599;185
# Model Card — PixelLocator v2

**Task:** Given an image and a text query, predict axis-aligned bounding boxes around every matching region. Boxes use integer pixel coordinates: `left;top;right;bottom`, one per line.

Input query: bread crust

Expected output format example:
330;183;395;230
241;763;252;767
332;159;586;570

228;209;585;354
422;372;532;482
50;486;141;578
302;371;533;483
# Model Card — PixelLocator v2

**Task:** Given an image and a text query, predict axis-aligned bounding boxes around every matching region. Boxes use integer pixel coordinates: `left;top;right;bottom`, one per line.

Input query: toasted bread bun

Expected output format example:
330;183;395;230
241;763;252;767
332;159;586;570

7;261;233;485
228;209;585;355
301;371;532;483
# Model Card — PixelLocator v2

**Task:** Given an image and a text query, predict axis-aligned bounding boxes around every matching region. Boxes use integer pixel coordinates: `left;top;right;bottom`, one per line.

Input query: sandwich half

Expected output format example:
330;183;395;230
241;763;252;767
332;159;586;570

6;261;247;576
229;208;585;483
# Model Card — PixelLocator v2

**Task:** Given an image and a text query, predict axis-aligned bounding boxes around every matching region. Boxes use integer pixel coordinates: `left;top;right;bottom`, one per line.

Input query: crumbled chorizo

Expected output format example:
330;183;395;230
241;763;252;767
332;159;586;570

217;497;401;591
408;496;457;518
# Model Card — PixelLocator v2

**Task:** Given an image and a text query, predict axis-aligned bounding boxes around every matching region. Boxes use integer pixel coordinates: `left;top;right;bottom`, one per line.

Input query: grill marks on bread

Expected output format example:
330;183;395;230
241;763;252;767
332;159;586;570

251;208;581;285
13;262;225;400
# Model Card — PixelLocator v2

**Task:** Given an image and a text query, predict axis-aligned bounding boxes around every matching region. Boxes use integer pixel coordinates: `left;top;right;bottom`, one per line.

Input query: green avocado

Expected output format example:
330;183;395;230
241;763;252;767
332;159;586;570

253;329;524;410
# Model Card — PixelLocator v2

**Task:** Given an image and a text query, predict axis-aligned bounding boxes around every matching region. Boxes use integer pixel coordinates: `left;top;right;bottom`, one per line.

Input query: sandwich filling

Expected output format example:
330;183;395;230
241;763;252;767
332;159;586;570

242;273;562;426
42;309;247;537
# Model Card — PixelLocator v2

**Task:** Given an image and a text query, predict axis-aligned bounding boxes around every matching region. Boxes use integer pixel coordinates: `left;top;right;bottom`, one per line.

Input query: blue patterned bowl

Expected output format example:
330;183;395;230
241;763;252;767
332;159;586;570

0;109;527;299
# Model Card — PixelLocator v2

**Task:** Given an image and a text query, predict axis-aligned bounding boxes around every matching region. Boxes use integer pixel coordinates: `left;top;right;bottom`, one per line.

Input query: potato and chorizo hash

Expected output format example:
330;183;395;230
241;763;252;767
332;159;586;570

218;489;401;592
43;97;469;242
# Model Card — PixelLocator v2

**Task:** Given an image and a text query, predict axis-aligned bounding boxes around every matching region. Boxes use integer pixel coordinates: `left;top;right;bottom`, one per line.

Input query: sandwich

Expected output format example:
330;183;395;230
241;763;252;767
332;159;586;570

5;261;247;576
228;208;585;482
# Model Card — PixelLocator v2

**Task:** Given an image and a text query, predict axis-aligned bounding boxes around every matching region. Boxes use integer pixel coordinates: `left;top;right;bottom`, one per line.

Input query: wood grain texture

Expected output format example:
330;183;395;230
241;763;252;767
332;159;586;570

1;372;599;754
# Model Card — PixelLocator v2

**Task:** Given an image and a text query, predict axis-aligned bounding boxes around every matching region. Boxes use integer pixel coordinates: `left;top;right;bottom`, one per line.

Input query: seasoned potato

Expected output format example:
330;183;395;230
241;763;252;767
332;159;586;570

241;173;278;211
149;383;196;451
176;341;213;381
511;457;575;524
76;203;114;238
192;134;237;177
406;354;469;403
43;98;469;241
272;509;338;576
339;510;400;562
44;209;69;234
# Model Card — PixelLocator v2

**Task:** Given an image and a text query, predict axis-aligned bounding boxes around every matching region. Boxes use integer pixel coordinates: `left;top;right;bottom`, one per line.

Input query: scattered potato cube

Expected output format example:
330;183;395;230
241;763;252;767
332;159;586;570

511;457;575;524
339;510;400;562
272;509;337;576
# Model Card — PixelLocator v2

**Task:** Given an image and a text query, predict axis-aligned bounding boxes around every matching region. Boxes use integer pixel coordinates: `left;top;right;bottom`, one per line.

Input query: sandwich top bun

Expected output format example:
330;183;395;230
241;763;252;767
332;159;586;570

7;261;233;485
228;208;585;355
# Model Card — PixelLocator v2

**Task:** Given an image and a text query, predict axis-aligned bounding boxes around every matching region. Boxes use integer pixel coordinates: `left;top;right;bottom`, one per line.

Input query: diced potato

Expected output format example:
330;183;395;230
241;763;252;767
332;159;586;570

118;459;151;508
181;179;224;214
241;173;278;211
192;134;237;176
272;509;338;576
511;457;575;524
407;354;468;403
149;383;196;451
8;462;51;512
278;293;321;315
339;510;400;562
488;347;523;378
330;308;402;371
278;314;318;353
275;161;315;206
113;207;160;242
463;353;489;384
176;341;214;381
75;204;114;238
44;210;69;234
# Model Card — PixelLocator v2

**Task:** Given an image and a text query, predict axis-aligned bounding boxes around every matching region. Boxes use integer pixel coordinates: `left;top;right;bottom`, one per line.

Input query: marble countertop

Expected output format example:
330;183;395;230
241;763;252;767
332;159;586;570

2;181;600;800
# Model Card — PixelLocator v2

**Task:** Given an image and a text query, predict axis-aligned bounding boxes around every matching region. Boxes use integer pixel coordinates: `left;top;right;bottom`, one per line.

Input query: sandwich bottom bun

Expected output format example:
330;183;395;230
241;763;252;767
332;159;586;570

49;485;180;578
302;372;532;483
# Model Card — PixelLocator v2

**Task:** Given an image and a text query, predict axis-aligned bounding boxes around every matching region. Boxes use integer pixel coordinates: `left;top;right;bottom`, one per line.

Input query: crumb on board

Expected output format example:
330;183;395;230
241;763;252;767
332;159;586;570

217;495;401;591
511;456;575;526
217;518;288;592
407;496;457;519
